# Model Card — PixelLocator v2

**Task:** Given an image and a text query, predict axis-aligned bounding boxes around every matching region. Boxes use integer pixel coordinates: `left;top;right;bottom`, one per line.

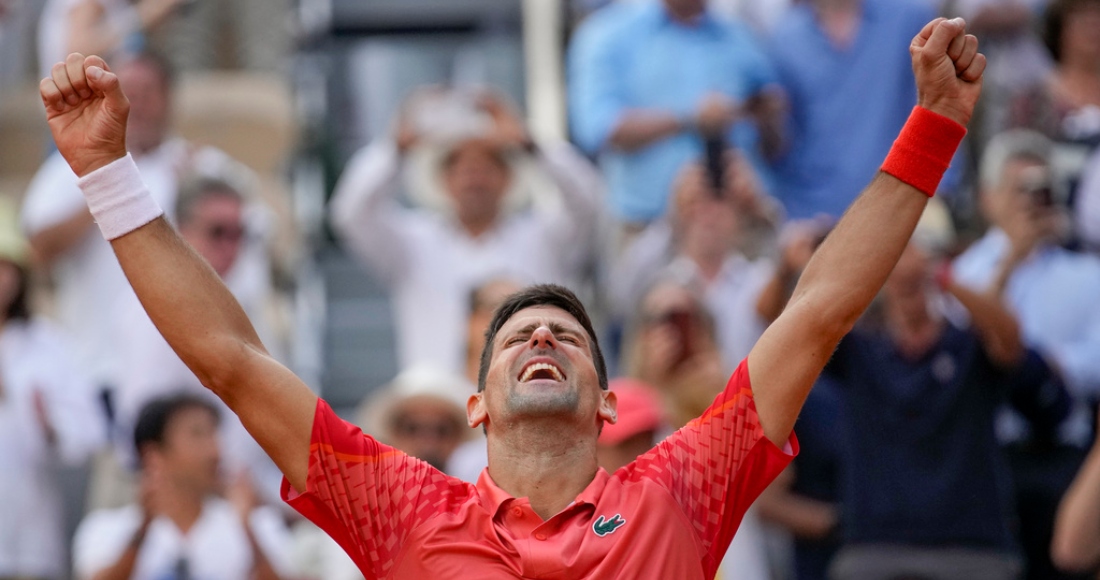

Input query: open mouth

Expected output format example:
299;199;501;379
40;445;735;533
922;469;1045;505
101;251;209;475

518;360;566;383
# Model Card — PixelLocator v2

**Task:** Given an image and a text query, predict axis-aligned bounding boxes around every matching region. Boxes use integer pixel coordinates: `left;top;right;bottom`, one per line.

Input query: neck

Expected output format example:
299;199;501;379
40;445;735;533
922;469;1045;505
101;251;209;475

815;0;861;47
459;213;498;239
486;420;600;520
159;480;206;533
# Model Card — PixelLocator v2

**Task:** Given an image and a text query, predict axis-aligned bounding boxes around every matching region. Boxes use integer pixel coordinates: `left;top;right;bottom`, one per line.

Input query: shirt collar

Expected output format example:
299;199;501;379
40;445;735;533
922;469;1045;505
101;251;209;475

475;466;611;518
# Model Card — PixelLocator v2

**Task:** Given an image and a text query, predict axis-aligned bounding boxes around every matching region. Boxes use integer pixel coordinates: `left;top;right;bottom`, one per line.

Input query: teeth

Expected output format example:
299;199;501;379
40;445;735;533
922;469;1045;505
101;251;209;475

520;362;565;383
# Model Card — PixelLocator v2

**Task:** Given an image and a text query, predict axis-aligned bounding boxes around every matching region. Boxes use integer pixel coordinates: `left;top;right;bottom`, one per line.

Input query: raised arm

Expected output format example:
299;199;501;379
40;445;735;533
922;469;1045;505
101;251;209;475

747;18;986;446
1051;416;1100;572
39;54;316;492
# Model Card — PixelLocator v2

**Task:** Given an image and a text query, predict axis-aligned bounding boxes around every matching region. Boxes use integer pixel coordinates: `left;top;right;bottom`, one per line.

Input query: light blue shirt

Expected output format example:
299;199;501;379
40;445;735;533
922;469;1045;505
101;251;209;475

568;1;776;222
767;0;933;219
954;230;1100;445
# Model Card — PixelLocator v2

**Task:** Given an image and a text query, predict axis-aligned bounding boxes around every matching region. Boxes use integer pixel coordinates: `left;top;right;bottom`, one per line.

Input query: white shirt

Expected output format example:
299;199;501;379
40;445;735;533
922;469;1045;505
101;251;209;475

0;320;103;578
329;140;604;374
21;140;274;388
954;230;1100;445
110;292;284;502
74;499;292;580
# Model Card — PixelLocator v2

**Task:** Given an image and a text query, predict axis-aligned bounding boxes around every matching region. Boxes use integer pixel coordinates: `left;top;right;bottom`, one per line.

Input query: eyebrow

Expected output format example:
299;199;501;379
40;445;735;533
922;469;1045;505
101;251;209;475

505;321;584;341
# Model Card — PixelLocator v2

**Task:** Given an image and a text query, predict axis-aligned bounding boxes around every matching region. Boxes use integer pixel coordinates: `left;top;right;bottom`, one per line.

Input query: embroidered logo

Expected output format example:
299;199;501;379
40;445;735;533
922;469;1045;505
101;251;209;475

592;514;626;537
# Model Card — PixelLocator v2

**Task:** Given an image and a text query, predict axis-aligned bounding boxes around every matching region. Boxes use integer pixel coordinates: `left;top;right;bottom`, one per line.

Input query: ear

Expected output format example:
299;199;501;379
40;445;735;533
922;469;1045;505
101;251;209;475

467;392;488;429
597;390;618;425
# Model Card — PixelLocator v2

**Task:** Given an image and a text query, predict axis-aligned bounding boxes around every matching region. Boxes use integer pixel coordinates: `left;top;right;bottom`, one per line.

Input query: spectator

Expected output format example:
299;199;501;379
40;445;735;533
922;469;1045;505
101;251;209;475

111;175;278;500
21;49;278;416
824;215;1050;580
0;199;104;580
595;378;666;473
73;394;292;580
622;280;774;580
1051;414;1100;574
1008;0;1100;169
767;0;935;219
949;0;1052;149
567;0;785;226
329;88;603;374
356;366;475;472
38;0;187;75
464;278;523;385
610;155;783;368
954;128;1100;580
755;376;843;580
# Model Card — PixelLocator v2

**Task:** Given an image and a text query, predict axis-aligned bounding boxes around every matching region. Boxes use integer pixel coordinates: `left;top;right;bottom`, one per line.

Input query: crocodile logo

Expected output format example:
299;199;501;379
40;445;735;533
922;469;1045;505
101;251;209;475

592;514;626;537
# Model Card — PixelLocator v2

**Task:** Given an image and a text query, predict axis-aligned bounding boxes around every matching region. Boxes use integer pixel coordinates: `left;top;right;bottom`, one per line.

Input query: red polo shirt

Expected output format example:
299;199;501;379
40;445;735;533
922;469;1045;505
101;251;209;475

282;359;796;579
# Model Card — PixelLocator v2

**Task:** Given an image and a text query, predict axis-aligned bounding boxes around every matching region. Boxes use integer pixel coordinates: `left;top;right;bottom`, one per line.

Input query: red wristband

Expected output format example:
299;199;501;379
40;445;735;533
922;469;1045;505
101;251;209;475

881;106;967;197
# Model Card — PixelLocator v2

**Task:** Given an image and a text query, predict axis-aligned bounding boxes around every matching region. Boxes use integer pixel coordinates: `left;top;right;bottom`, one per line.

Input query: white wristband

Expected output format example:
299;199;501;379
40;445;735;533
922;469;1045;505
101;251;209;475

76;154;164;240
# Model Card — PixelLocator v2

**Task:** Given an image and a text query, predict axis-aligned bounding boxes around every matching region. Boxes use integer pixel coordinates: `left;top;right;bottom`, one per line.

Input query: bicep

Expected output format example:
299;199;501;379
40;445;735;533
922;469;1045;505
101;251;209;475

216;349;317;493
747;301;840;447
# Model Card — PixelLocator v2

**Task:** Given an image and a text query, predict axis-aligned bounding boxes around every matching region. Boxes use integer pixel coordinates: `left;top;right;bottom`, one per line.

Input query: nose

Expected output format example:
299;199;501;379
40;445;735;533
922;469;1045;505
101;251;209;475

529;325;557;349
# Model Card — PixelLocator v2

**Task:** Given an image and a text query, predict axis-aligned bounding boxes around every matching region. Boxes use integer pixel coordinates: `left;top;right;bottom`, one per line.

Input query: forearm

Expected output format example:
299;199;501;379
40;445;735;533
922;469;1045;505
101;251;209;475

755;264;797;324
1051;443;1100;571
746;90;787;160
328;141;409;278
790;173;929;337
607;110;686;152
243;518;283;580
946;280;1023;366
89;521;149;580
28;208;95;265
756;487;837;540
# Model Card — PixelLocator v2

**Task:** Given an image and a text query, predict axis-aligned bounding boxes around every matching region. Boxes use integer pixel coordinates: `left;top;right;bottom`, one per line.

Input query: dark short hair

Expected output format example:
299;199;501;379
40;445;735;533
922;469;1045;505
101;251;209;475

175;175;243;227
133;393;219;464
1043;0;1100;62
477;284;608;392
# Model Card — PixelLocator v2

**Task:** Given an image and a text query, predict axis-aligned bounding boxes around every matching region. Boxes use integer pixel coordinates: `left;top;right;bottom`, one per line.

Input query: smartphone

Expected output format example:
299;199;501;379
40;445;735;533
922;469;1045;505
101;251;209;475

703;132;727;197
663;309;696;368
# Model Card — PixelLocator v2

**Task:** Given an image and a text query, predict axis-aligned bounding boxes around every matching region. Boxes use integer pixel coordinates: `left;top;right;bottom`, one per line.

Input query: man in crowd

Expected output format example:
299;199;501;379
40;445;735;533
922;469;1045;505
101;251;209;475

39;15;985;578
329;88;603;374
768;0;937;218
953;128;1100;580
568;0;785;227
21;49;274;419
73;394;291;580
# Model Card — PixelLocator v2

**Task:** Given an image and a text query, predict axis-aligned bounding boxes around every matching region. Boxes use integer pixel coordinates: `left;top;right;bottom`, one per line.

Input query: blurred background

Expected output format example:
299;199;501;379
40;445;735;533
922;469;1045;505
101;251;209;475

2;0;1100;578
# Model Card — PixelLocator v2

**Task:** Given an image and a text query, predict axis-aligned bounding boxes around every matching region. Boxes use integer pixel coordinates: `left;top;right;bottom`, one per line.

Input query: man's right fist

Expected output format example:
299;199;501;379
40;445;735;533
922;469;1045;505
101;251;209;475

40;53;130;178
909;17;986;127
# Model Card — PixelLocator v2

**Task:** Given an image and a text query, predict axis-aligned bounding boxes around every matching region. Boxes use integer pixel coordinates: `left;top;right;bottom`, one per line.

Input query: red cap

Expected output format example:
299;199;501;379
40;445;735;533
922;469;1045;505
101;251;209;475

599;378;665;446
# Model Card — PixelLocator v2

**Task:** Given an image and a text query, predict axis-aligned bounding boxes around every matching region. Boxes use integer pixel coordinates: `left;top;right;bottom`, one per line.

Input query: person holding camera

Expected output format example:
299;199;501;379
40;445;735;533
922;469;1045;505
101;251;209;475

953;128;1100;580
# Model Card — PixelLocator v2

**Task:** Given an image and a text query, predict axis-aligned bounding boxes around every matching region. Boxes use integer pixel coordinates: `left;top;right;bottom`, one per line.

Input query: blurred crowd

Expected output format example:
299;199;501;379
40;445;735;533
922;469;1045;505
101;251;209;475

1;0;1100;579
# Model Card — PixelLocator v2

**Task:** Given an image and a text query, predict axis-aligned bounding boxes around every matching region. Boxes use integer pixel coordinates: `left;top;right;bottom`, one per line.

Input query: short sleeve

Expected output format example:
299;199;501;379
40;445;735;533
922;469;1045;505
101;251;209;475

73;508;142;580
20;153;86;235
280;399;473;579
622;359;796;576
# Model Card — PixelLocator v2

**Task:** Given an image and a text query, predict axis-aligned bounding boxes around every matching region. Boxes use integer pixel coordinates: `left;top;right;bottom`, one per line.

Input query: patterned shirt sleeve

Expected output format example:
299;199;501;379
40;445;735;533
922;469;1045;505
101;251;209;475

281;399;474;579
622;358;796;577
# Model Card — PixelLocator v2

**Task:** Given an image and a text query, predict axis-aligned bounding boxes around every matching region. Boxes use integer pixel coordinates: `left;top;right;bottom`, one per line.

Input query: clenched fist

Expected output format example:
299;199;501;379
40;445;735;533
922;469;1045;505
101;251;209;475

910;17;986;126
40;53;131;178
